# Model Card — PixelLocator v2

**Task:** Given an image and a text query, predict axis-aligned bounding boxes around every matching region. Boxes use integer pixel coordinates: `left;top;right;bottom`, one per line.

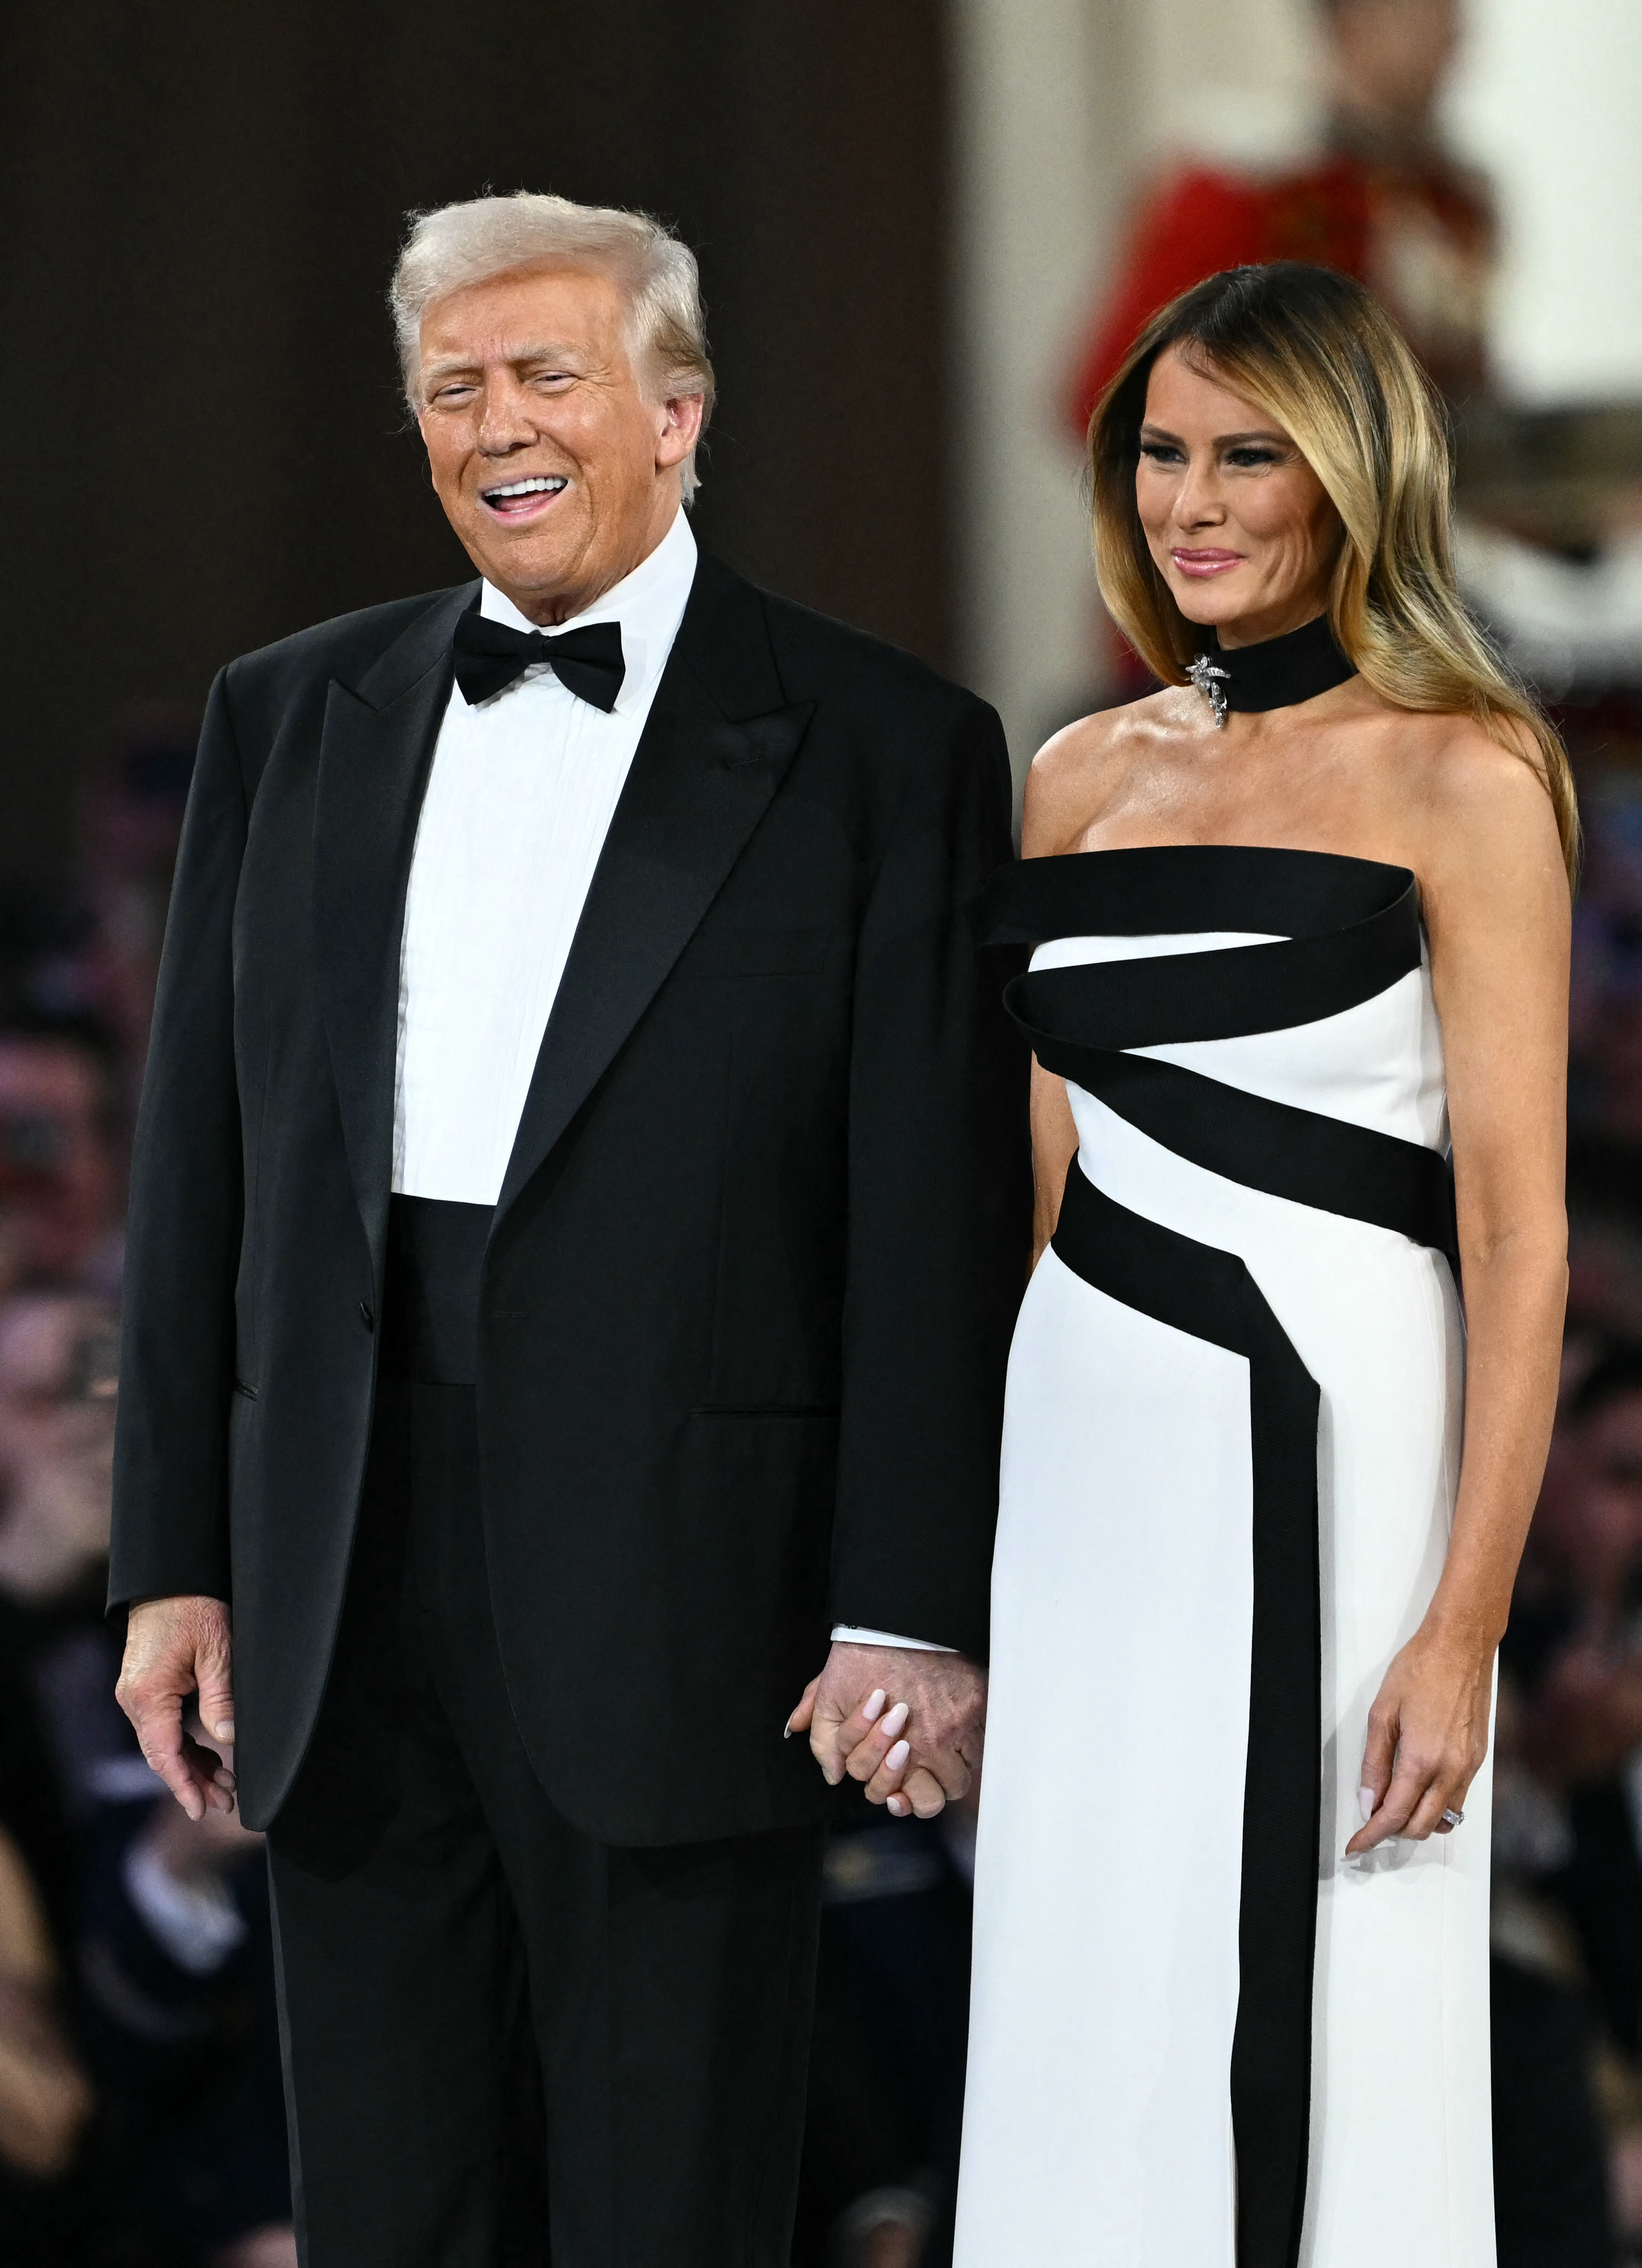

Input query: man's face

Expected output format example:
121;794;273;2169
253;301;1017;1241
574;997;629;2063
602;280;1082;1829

415;263;703;626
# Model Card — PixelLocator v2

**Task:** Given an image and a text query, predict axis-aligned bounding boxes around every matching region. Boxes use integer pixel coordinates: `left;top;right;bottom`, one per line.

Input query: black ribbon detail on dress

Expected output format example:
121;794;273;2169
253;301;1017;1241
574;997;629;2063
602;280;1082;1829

1053;1160;1320;2268
452;613;626;711
1197;613;1355;717
979;847;1458;1271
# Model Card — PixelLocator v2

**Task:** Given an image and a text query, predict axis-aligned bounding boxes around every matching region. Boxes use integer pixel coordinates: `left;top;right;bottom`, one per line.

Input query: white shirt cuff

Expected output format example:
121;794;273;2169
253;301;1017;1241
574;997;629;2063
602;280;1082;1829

830;1624;957;1653
123;1842;248;1977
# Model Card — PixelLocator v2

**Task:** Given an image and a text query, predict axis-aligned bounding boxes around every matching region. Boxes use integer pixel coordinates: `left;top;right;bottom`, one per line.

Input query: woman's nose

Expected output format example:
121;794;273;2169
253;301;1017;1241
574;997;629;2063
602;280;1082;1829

1173;460;1227;528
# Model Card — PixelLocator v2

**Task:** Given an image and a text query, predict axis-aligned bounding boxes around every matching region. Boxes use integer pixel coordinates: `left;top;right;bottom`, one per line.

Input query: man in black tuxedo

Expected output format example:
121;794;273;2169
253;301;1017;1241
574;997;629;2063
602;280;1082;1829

110;191;1028;2268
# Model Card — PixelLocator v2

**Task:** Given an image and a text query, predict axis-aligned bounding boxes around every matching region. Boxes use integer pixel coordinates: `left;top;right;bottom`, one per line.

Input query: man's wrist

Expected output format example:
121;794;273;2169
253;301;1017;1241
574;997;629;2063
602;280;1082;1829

830;1624;957;1654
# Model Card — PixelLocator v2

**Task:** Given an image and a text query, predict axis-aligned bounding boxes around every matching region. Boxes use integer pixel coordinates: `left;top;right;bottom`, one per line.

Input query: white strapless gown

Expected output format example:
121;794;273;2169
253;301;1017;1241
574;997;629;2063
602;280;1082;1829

955;848;1491;2268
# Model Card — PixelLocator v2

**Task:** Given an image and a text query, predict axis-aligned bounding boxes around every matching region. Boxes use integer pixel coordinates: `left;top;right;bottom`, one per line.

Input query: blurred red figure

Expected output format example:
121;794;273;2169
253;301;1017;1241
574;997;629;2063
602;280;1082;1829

1068;0;1493;433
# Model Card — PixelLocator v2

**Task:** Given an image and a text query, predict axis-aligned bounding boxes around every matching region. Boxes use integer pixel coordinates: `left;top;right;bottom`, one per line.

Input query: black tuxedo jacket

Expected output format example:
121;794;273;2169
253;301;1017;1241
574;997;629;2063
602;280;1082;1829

109;548;1031;1844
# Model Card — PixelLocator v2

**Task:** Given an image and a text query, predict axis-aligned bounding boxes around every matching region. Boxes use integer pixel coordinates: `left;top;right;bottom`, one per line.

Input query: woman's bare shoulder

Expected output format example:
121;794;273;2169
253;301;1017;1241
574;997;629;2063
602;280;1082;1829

1389;709;1558;842
1021;691;1182;857
1367;706;1568;909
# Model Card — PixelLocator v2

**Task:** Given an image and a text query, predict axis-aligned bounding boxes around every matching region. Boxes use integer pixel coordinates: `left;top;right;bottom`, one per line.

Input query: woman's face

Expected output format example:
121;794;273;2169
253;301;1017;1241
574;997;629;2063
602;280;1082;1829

1136;346;1343;649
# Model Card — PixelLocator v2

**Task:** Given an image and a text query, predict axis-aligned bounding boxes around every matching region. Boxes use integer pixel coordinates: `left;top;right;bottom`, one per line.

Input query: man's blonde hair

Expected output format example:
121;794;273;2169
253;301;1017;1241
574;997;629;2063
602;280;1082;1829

389;191;715;502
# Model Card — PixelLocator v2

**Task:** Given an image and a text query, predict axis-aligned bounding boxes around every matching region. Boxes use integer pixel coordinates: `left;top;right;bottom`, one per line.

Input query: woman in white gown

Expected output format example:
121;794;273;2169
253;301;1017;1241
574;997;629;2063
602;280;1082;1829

942;265;1575;2265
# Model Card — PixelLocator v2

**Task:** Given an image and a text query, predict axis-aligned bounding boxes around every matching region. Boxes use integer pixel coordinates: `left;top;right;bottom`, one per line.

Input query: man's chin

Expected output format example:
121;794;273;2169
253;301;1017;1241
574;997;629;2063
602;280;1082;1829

459;525;587;615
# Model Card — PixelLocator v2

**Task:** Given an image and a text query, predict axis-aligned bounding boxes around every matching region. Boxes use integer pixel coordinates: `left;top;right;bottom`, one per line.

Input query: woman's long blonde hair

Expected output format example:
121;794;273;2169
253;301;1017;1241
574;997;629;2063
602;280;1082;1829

1089;262;1579;879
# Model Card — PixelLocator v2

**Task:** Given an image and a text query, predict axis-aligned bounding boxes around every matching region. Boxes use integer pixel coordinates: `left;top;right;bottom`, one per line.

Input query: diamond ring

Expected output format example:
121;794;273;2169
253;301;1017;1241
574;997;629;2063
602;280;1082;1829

1440;1807;1464;1829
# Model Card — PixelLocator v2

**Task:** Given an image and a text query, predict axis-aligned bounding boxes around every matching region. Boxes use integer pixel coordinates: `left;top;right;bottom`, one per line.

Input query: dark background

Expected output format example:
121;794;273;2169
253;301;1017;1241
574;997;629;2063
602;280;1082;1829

0;0;954;885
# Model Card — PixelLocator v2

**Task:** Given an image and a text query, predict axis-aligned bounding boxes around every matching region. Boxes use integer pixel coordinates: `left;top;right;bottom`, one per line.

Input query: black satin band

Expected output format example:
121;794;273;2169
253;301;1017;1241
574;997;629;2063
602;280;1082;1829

1024;1030;1457;1264
1203;613;1355;713
980;849;1458;1270
1052;1161;1320;2268
978;843;1409;946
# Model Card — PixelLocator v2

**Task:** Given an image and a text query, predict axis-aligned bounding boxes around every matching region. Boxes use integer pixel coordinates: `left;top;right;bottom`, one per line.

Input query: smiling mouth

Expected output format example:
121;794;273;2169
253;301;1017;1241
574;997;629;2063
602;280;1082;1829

1171;548;1245;578
480;475;569;519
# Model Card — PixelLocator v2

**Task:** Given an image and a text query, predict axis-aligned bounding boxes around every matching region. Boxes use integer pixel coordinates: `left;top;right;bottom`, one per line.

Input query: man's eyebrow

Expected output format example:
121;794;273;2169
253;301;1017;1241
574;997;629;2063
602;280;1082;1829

420;341;589;384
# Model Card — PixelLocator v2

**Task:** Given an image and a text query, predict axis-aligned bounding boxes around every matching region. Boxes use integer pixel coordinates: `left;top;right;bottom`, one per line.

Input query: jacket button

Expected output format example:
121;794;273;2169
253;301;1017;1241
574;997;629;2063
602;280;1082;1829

359;1301;374;1332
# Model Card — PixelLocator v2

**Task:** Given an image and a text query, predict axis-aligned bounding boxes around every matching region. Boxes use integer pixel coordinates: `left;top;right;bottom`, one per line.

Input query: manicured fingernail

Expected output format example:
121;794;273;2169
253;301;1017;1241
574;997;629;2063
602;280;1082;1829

215;1722;235;1743
885;1739;910;1772
783;1717;795;1739
214;1768;236;1790
1358;1787;1377;1823
862;1689;887;1724
881;1702;909;1740
887;1794;909;1817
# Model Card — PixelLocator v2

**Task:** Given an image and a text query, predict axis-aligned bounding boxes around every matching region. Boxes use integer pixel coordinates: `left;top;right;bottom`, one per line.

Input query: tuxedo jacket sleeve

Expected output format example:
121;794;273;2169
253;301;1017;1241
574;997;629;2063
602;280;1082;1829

109;666;248;1606
829;699;1025;1655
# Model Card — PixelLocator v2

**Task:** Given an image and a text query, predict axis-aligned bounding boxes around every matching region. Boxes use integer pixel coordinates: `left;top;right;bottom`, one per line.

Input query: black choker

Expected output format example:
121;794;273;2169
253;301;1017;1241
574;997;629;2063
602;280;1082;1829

1185;614;1354;729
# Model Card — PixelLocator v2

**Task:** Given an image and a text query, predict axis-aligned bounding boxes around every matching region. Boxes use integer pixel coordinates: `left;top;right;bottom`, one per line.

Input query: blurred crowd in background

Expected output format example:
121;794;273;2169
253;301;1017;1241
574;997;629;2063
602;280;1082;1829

5;0;1642;2261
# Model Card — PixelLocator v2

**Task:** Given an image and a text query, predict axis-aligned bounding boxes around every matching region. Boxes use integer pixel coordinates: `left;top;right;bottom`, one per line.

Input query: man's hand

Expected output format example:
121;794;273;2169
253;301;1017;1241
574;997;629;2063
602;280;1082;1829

115;1595;238;1821
786;1642;985;1819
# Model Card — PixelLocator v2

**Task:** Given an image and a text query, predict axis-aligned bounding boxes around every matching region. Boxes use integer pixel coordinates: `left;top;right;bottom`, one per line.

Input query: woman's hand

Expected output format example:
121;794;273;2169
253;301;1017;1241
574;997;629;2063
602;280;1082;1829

1345;1620;1495;1856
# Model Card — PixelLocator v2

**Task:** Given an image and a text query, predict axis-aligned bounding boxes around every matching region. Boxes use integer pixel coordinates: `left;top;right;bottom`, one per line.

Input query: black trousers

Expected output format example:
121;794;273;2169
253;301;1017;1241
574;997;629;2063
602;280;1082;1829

267;1375;825;2268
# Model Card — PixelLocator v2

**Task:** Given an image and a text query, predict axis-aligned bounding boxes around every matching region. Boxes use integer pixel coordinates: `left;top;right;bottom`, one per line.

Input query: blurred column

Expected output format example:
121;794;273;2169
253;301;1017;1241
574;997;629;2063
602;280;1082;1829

948;0;1128;794
1135;0;1317;168
1445;0;1642;402
948;0;1317;794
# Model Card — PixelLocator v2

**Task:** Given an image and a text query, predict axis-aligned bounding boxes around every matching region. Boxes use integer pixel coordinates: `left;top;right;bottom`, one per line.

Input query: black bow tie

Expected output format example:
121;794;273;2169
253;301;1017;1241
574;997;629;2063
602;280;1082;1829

452;613;626;712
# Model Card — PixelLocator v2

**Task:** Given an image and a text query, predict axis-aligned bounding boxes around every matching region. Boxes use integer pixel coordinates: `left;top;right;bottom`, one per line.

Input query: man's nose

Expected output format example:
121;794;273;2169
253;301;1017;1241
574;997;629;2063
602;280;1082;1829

475;381;538;454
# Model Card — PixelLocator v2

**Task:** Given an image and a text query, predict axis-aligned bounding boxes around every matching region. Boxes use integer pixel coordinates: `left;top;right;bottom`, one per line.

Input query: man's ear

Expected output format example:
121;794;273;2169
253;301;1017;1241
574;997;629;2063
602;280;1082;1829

656;391;705;471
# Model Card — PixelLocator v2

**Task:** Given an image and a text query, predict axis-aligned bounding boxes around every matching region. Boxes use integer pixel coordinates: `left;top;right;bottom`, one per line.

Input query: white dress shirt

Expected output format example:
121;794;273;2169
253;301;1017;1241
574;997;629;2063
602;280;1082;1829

394;506;699;1204
390;504;947;1656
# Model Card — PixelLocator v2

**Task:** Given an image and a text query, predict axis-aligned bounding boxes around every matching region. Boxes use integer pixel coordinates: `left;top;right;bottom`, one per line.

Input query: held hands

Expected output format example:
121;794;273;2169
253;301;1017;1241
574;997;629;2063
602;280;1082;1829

1346;1617;1494;1857
115;1595;240;1821
786;1642;986;1820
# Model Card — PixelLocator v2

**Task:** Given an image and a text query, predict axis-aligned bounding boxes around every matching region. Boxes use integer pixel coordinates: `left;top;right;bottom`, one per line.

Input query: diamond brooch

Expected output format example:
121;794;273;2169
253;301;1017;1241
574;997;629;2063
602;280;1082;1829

1186;654;1231;729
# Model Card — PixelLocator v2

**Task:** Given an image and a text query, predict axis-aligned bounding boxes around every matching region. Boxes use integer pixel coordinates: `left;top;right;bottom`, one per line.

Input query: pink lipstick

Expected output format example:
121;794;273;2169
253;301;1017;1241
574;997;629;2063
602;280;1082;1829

1171;548;1245;579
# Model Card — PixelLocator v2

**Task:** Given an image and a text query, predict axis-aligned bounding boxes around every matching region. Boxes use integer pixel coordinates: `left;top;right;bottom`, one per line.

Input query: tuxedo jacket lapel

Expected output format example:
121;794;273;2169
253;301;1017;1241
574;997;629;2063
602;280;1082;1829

312;583;475;1270
496;557;815;1223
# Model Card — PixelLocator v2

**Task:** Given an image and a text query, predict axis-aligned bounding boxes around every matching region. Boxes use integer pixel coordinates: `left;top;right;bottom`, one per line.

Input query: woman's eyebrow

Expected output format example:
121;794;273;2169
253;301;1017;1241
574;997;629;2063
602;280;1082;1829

1138;423;1292;447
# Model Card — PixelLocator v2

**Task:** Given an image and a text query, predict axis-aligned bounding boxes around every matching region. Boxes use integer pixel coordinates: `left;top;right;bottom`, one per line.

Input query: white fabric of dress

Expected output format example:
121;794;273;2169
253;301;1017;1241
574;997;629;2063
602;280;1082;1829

955;847;1493;2268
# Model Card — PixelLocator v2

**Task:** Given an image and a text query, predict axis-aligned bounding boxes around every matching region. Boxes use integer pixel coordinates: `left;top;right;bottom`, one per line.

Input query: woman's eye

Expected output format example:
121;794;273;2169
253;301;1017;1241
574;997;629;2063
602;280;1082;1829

1226;447;1280;468
1139;442;1184;465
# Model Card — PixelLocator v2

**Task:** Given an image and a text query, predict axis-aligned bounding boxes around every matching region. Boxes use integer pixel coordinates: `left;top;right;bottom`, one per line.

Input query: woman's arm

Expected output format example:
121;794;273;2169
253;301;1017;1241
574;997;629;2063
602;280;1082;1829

1029;1060;1080;1268
1347;732;1570;1855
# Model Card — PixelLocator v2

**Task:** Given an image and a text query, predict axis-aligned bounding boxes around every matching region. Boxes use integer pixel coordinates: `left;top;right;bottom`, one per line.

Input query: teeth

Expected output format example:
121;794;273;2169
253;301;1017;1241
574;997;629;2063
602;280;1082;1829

486;476;567;499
